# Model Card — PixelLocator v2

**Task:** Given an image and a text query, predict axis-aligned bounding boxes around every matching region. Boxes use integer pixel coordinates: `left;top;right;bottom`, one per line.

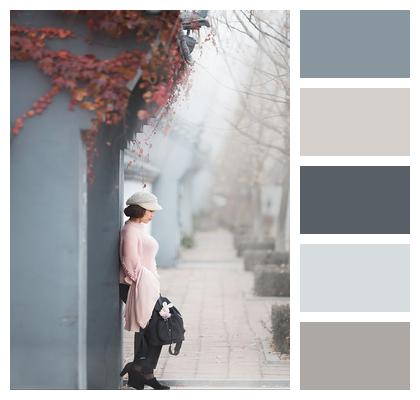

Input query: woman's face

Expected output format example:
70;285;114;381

140;209;155;223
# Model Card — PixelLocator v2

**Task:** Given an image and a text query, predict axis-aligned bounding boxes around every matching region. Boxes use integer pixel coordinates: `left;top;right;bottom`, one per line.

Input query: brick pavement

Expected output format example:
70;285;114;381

122;228;290;388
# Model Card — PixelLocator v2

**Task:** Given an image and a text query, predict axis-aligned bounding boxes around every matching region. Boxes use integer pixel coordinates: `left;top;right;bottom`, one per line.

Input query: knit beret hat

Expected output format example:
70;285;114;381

126;190;163;211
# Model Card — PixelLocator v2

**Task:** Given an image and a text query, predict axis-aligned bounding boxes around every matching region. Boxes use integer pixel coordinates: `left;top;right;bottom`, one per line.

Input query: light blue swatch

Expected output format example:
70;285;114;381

301;244;410;312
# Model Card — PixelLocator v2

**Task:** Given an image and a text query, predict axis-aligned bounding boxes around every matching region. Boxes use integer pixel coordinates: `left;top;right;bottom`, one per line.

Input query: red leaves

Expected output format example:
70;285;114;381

87;18;96;30
142;91;153;103
12;85;61;135
57;50;70;59
12;117;25;135
58;29;71;39
38;57;54;74
133;27;189;121
11;25;73;62
73;88;88;102
11;10;189;183
81;101;96;111
152;84;170;107
137;109;149;120
80;126;100;184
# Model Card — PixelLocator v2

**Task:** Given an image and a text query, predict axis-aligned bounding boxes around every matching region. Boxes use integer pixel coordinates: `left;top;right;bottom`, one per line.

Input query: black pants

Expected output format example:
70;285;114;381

119;283;162;374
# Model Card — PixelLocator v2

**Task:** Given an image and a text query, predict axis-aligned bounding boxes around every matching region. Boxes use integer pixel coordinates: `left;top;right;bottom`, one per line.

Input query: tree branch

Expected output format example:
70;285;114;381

241;10;290;49
227;119;289;157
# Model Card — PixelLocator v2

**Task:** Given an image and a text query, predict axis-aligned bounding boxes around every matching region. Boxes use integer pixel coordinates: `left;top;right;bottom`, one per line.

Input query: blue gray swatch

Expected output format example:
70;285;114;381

301;322;410;389
300;244;410;312
300;166;410;234
300;10;410;78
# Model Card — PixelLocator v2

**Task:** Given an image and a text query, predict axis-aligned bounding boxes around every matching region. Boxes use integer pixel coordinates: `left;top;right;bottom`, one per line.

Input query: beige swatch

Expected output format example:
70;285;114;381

301;88;410;155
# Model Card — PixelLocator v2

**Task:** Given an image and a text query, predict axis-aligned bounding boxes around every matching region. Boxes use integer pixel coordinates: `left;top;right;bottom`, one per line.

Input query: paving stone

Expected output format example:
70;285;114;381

122;228;289;388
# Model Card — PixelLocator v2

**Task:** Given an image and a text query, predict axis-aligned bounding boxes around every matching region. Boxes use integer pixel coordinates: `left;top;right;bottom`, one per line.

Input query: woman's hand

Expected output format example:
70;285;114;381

124;276;135;285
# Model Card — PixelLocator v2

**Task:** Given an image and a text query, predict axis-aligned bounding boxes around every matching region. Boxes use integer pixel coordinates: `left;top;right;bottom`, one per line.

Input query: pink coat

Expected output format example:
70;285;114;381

119;220;160;331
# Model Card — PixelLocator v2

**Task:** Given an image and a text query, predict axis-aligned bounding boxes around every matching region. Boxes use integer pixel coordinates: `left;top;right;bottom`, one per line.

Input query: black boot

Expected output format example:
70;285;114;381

143;377;170;390
120;362;145;390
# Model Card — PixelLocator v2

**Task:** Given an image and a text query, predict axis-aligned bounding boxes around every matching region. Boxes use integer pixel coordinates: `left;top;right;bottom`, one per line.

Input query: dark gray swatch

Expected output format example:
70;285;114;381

301;10;410;77
300;244;410;311
301;322;410;389
300;166;410;234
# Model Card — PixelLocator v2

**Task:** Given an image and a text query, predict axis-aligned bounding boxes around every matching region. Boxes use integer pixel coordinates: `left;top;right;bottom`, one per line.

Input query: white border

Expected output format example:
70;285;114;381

300;313;412;323
3;0;417;11
300;78;411;88
289;5;301;393
3;1;419;399
300;234;410;245
300;156;410;166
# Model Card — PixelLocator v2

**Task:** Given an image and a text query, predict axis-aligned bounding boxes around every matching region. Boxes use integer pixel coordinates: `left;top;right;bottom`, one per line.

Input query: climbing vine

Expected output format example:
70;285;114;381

11;11;193;183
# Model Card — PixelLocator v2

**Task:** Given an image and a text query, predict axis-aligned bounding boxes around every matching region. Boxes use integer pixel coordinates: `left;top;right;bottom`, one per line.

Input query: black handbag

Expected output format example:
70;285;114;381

148;296;185;355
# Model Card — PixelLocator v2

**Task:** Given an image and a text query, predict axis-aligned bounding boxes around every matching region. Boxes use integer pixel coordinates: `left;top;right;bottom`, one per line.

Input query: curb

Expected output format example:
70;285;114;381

121;378;289;389
259;337;289;364
244;294;290;303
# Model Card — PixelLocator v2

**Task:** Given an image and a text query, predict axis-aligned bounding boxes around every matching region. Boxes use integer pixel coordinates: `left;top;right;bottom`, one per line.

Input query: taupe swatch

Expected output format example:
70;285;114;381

301;322;410;389
301;88;410;156
300;244;410;312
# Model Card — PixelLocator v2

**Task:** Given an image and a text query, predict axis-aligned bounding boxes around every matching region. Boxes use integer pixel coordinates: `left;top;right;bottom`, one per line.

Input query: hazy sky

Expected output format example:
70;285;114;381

173;11;260;158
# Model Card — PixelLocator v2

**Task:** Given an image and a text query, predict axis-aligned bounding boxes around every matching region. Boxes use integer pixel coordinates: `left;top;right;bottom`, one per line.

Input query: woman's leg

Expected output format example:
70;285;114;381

120;284;142;373
119;284;130;304
133;331;162;378
132;331;146;375
131;319;169;389
140;344;163;378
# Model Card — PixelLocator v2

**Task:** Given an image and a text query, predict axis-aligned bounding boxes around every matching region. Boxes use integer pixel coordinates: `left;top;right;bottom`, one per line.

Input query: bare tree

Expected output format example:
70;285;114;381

213;10;290;250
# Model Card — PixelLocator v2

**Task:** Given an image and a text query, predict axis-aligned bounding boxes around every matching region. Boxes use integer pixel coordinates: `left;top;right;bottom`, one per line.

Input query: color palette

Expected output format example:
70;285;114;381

299;10;410;390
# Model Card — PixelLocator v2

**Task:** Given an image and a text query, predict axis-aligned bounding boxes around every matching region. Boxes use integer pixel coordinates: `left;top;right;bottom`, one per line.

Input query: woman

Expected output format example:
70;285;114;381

119;190;170;390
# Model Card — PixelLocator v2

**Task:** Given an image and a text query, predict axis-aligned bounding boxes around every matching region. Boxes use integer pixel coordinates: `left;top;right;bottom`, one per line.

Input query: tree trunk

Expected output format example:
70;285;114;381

275;162;289;251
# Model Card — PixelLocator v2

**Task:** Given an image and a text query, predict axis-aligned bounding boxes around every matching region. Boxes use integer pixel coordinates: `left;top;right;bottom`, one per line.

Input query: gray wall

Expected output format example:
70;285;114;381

11;11;139;389
179;171;194;237
86;128;124;389
11;64;90;389
149;134;196;267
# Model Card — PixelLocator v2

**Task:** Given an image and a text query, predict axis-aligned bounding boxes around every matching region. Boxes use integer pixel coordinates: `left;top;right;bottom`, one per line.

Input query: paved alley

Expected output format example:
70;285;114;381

122;228;290;389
